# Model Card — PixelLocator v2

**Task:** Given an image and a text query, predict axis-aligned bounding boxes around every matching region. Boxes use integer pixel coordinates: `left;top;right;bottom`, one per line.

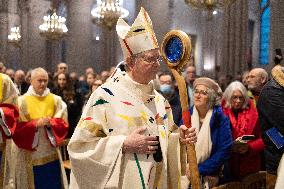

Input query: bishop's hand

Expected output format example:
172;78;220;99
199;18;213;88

122;127;159;154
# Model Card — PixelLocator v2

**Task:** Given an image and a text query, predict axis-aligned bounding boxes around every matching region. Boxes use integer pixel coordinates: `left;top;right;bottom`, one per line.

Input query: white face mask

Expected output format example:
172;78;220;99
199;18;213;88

160;84;174;95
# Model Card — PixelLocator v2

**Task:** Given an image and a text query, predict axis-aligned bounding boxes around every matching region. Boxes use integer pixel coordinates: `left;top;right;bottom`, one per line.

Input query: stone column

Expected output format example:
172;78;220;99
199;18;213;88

201;13;223;79
221;0;248;76
270;0;284;68
18;0;30;71
6;0;21;70
66;0;94;74
172;0;204;75
46;40;62;73
101;28;117;72
19;0;51;71
248;0;260;69
0;0;9;64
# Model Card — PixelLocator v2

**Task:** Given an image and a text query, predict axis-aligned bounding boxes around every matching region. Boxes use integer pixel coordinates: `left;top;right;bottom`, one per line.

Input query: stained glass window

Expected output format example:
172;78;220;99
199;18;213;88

259;0;270;65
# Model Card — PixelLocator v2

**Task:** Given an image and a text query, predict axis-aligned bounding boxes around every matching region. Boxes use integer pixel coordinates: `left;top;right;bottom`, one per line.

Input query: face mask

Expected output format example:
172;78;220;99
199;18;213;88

160;84;173;95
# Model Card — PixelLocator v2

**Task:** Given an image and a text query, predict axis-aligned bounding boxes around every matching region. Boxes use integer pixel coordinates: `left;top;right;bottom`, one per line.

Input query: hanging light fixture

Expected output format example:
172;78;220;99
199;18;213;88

91;0;129;29
8;27;21;47
185;0;237;16
39;0;68;41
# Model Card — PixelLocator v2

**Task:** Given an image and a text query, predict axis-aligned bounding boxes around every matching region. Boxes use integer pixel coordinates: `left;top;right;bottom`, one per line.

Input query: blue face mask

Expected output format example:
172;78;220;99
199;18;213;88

160;84;173;95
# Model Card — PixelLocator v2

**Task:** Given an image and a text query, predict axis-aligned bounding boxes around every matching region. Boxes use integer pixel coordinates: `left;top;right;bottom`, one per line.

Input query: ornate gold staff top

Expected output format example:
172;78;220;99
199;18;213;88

161;30;201;189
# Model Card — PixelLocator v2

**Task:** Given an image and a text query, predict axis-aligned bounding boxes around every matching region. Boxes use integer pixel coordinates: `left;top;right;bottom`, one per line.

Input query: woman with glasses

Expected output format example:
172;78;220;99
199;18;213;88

184;77;232;188
222;81;264;181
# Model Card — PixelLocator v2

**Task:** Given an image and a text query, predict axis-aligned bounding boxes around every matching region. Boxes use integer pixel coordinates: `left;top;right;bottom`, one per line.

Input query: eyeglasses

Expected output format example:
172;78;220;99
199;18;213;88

135;53;163;64
193;89;208;96
144;56;163;64
231;95;244;101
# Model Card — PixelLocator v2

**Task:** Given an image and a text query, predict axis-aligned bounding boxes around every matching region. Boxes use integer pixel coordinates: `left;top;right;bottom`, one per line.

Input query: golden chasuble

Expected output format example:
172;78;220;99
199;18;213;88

24;93;55;120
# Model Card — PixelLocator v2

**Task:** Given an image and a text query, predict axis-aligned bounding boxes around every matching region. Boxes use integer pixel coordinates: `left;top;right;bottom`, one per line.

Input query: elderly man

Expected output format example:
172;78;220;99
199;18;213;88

55;62;68;76
0;73;19;188
257;65;284;189
5;69;15;81
14;70;29;95
247;68;268;106
68;7;196;189
12;68;68;189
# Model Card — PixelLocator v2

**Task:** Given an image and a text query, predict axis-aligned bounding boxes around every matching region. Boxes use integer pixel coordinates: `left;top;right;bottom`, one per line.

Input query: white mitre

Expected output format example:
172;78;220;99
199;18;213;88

116;7;159;60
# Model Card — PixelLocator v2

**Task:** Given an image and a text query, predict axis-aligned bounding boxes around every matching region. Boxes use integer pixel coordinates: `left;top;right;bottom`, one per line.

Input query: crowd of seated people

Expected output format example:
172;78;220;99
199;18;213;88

0;58;283;188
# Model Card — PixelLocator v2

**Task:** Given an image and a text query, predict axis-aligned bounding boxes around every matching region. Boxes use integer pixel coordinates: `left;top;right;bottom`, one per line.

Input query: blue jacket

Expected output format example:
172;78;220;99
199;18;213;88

182;106;233;176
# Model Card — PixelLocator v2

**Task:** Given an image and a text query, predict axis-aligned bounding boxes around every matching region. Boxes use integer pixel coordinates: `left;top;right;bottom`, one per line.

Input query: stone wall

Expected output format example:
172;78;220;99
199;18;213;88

0;0;283;76
270;0;284;69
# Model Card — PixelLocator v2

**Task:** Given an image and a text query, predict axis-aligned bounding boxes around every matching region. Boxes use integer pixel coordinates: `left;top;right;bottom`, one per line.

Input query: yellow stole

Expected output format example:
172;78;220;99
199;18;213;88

24;93;55;120
0;74;3;102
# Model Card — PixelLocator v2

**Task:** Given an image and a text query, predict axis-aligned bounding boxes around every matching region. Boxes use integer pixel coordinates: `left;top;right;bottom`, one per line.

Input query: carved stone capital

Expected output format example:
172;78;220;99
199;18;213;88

0;0;8;12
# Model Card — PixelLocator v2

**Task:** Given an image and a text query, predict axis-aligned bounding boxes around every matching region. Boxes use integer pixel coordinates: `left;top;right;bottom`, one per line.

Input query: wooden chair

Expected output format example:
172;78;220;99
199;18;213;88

242;171;266;189
59;138;71;170
212;182;243;189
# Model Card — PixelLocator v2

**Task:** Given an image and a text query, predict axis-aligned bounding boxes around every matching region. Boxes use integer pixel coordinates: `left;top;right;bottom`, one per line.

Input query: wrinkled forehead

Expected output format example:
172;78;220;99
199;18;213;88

249;69;264;77
33;72;48;80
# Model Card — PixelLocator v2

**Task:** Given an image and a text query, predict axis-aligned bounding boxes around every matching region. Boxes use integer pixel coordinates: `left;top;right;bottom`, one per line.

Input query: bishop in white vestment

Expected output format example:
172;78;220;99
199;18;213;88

68;7;196;189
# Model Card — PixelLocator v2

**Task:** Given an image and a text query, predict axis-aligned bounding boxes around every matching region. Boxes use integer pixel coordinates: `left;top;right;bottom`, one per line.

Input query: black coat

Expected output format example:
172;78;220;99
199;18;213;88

257;78;284;174
52;87;84;138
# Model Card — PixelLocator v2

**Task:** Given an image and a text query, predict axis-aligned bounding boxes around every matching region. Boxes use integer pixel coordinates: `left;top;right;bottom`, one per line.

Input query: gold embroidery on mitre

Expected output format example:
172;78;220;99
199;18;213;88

116;7;158;59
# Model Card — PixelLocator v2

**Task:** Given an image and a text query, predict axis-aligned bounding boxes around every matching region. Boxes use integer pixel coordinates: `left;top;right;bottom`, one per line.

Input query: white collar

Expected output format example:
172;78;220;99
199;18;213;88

26;86;50;97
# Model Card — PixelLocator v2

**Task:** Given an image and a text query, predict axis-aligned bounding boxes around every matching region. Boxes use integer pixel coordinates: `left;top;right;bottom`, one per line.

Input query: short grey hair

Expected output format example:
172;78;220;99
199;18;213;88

223;81;249;109
207;88;222;109
31;67;48;81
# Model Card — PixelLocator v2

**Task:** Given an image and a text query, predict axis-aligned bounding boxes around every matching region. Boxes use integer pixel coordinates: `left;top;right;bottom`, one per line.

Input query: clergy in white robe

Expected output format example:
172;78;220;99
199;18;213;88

68;7;197;189
12;68;68;189
0;73;19;188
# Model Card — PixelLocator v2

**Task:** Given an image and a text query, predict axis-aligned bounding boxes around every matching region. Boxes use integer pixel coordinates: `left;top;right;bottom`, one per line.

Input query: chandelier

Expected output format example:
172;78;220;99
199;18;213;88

8;27;21;47
39;9;68;41
185;0;237;14
91;0;129;29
